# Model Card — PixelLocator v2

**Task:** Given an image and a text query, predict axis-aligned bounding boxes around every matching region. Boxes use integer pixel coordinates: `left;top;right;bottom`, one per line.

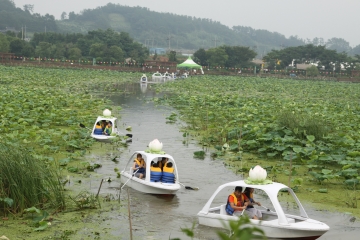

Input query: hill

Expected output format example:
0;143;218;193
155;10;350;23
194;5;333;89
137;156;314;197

1;1;359;56
0;0;57;34
56;3;305;55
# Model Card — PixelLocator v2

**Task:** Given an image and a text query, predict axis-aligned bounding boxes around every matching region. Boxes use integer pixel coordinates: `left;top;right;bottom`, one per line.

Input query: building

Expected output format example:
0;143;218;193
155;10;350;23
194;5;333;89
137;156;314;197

149;48;166;55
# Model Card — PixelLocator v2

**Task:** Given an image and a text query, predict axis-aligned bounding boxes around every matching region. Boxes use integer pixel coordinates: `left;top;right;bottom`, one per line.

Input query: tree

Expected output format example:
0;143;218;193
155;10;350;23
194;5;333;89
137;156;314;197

21;44;35;57
107;46;124;61
89;43;106;57
68;11;76;20
9;38;24;55
61;12;67;20
168;50;177;62
326;38;351;53
221;45;256;67
306;65;319;77
193;48;207;66
23;4;34;13
68;47;82;60
35;42;52;57
206;48;228;67
0;34;10;52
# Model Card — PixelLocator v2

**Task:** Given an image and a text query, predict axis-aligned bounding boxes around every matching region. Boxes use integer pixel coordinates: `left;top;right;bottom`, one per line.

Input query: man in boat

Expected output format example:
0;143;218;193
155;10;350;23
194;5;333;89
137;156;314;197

133;153;146;179
226;186;259;219
104;121;112;136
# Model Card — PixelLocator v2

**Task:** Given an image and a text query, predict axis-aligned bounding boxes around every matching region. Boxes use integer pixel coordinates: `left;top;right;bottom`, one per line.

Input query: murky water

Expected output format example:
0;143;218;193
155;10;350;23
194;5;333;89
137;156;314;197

87;82;359;240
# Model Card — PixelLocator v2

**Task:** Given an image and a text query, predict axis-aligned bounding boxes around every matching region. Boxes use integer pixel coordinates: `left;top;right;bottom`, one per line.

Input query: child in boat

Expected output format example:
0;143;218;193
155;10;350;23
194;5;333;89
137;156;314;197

150;162;162;182
93;122;103;135
133;153;146;179
104;121;112;136
162;162;175;183
244;187;263;220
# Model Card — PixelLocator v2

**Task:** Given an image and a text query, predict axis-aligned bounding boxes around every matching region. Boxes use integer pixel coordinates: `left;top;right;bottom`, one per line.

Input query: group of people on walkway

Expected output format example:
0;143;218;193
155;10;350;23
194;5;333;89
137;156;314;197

93;120;112;136
226;186;263;220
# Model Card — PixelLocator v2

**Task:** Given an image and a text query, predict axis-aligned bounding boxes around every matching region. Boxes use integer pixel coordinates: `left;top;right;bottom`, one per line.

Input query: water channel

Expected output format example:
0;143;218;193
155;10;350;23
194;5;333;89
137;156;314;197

86;82;359;240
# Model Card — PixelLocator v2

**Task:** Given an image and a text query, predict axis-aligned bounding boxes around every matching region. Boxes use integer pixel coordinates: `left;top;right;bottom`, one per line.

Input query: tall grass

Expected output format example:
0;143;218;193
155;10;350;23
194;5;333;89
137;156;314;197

0;142;65;214
277;110;330;140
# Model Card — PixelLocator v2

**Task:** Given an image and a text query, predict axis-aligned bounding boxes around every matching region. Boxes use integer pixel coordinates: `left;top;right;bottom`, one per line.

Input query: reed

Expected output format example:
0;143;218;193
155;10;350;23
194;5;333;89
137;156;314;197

0;142;65;214
277;110;330;140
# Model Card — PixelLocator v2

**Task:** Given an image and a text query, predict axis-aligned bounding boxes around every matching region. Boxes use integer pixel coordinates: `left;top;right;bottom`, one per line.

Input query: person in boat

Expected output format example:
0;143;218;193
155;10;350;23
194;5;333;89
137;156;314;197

226;186;258;219
104;121;112;136
150;162;162;182
133;153;146;179
159;157;168;171
93;122;103;135
101;120;107;131
162;162;175;183
244;187;263;220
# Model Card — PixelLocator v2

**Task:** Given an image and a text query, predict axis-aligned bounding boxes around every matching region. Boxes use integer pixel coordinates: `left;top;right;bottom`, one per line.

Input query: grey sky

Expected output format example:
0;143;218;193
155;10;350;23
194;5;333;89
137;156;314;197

12;0;360;47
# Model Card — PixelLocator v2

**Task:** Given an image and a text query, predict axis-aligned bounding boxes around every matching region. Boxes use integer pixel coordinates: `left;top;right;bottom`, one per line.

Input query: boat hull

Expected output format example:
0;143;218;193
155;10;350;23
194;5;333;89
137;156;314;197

197;212;329;239
90;134;117;142
121;172;181;195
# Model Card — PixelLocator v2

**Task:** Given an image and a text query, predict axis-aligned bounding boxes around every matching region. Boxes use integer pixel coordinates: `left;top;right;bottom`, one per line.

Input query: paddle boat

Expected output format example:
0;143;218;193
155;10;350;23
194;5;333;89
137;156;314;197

89;109;132;142
162;71;174;80
120;139;181;194
140;74;148;83
197;166;329;240
140;82;148;93
151;71;164;81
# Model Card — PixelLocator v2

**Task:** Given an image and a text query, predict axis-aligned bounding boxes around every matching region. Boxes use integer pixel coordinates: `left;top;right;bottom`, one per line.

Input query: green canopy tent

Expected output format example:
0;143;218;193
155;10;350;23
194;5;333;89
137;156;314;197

177;56;204;74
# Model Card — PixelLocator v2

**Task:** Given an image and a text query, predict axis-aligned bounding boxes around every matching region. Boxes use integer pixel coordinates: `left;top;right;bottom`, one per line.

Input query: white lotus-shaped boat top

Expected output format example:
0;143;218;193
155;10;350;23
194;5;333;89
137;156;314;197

149;139;163;152
103;109;111;117
249;165;267;181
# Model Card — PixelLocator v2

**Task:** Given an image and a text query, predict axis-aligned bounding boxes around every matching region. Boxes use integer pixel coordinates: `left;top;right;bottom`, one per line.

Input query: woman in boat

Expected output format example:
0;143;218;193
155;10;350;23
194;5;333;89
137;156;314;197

93;122;103;135
104;121;112;136
133;153;146;179
244;187;263;220
226;186;257;218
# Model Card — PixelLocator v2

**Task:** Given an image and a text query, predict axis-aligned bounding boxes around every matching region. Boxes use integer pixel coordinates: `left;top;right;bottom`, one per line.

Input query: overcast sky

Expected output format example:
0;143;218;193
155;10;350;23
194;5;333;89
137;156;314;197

12;0;360;47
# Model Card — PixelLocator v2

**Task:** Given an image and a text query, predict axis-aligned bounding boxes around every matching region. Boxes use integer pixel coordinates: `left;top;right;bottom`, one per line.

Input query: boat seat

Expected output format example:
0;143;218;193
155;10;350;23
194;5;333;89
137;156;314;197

219;204;227;215
129;167;133;175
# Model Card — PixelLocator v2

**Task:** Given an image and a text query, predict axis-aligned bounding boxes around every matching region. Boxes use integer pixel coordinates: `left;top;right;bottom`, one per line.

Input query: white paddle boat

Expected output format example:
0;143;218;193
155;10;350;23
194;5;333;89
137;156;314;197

140;74;148;83
197;166;329;239
87;109;132;142
120;139;181;194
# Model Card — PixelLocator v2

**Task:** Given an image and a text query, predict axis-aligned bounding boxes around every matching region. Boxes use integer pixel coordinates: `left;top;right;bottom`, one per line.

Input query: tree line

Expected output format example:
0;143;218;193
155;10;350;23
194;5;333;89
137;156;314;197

0;29;149;63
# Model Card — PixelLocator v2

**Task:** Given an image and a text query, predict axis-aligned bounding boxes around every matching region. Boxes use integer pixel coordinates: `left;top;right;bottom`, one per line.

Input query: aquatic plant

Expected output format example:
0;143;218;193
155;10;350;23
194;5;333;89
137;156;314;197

0;142;65;214
153;75;360;188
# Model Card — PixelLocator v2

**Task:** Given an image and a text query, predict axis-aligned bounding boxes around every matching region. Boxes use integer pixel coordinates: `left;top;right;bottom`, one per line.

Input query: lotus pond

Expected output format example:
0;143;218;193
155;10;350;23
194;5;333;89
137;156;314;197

1;66;360;239
153;75;360;214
